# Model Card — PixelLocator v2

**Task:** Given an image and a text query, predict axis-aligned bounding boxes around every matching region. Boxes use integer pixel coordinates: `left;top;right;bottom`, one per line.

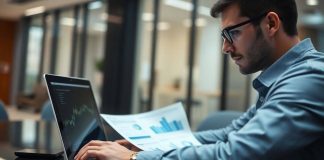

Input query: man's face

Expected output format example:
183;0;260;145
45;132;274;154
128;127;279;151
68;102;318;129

220;4;273;74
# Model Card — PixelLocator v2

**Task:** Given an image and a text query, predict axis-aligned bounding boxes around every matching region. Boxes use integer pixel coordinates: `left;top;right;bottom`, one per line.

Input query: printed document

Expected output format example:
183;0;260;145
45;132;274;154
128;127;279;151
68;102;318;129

100;102;201;151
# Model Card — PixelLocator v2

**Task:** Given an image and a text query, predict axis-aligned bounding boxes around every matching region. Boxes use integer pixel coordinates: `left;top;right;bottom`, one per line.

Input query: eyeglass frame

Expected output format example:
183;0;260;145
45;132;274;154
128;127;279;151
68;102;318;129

221;12;268;44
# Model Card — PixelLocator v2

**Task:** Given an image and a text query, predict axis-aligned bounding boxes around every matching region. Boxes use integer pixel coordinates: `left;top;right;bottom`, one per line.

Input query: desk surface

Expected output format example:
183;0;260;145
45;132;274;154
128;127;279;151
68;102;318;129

6;106;41;121
0;121;64;159
0;120;121;160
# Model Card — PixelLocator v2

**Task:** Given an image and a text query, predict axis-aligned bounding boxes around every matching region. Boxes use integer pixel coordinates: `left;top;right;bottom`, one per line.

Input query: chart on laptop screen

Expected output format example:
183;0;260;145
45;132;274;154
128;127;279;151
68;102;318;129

49;81;105;159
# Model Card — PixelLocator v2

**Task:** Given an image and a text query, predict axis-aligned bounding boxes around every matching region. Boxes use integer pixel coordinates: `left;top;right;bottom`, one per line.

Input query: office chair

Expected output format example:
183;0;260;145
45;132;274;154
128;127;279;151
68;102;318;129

0;100;9;121
196;110;243;131
40;100;55;121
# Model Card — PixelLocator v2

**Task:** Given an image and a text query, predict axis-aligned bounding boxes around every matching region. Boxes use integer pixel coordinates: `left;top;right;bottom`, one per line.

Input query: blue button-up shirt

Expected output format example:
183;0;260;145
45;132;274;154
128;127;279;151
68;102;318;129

137;39;324;160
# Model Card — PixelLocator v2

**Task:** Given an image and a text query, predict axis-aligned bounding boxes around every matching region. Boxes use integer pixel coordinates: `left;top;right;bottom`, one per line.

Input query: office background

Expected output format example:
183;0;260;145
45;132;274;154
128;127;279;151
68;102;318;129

0;0;324;129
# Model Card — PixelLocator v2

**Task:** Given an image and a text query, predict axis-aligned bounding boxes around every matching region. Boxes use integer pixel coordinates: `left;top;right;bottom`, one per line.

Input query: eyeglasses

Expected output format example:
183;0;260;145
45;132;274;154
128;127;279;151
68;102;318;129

221;12;268;44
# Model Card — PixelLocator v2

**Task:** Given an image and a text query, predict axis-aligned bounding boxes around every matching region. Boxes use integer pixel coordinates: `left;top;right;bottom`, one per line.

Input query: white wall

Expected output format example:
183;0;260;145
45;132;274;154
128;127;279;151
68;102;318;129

197;20;222;93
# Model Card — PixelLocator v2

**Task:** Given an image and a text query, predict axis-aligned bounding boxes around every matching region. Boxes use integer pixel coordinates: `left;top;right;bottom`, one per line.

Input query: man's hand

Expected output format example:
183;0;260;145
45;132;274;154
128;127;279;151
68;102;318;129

115;139;141;152
74;140;135;160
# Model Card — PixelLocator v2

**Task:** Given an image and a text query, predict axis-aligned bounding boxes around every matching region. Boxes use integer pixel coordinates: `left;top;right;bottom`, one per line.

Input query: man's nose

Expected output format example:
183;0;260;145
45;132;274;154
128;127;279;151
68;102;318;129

222;39;234;54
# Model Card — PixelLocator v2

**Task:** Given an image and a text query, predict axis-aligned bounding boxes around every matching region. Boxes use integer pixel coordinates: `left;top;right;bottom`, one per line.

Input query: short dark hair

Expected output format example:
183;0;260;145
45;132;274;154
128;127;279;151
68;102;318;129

211;0;298;36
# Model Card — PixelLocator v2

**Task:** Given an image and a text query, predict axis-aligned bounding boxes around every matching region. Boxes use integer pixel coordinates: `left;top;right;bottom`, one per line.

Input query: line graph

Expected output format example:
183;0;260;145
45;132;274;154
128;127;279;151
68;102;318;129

63;104;94;127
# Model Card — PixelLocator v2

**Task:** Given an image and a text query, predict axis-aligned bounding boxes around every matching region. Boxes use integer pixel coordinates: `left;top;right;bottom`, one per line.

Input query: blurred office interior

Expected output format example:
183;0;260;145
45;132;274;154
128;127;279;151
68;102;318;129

0;0;324;129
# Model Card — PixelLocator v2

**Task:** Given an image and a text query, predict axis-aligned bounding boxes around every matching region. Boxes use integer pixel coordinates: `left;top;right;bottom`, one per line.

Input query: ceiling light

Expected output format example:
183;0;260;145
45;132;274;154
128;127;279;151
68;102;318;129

183;18;207;27
142;12;154;22
165;0;210;16
61;18;75;26
306;0;318;6
165;0;193;11
25;6;45;16
88;1;102;10
146;22;171;31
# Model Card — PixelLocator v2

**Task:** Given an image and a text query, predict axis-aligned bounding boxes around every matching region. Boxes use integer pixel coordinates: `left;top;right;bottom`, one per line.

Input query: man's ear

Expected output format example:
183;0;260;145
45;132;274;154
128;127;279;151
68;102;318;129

265;12;280;37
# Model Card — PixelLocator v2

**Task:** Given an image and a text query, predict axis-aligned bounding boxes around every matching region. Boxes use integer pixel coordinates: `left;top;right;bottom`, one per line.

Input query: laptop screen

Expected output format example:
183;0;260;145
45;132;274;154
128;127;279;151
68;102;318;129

44;74;107;160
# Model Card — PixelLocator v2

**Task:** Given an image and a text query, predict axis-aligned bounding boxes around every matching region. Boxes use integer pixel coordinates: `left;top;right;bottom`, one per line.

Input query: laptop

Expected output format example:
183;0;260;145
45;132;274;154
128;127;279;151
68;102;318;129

44;74;108;160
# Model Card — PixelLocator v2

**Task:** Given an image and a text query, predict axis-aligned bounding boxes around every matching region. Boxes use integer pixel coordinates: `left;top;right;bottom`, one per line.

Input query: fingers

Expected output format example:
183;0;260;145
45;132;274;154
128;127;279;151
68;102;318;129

74;140;110;160
115;139;128;144
75;146;100;159
115;139;142;151
79;150;99;160
74;140;135;160
115;139;131;148
78;149;108;160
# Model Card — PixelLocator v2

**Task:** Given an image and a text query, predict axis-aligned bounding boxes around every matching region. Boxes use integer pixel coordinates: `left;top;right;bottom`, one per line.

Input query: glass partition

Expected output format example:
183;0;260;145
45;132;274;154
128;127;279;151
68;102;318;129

22;1;107;107
190;0;222;129
84;0;107;106
24;16;43;94
56;9;74;76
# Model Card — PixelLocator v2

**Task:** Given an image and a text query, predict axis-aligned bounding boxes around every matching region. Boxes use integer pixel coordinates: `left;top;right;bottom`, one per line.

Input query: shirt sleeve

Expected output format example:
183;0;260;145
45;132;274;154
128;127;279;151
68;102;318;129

194;105;256;144
137;64;324;160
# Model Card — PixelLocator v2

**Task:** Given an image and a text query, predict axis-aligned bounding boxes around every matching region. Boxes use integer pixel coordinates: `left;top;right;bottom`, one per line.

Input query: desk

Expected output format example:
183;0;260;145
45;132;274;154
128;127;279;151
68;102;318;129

0;121;64;159
6;106;41;121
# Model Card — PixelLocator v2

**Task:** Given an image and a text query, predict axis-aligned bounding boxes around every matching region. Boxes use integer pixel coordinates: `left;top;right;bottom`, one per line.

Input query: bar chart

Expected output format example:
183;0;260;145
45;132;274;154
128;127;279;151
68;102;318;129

150;117;184;134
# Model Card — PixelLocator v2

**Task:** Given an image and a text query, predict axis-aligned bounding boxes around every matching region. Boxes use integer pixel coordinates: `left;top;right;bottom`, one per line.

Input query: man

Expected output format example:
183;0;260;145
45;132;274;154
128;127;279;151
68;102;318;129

75;0;324;159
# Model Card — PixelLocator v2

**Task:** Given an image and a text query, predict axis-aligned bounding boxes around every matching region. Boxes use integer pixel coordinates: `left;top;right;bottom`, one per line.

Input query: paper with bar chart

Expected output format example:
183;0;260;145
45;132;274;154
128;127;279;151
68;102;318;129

100;102;201;151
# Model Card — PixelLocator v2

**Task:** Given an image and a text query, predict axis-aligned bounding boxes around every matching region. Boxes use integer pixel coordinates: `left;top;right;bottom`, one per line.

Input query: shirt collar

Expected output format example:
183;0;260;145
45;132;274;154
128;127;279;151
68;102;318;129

253;38;315;89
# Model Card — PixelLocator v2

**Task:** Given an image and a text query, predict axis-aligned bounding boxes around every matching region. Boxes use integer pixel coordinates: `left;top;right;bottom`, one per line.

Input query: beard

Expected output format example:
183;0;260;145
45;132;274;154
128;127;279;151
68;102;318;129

236;26;273;74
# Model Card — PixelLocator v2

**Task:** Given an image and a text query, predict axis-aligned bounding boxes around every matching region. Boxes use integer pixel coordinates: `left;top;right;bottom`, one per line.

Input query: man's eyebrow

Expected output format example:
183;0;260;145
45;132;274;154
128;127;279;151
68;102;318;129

221;23;234;30
222;23;236;30
221;21;241;30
